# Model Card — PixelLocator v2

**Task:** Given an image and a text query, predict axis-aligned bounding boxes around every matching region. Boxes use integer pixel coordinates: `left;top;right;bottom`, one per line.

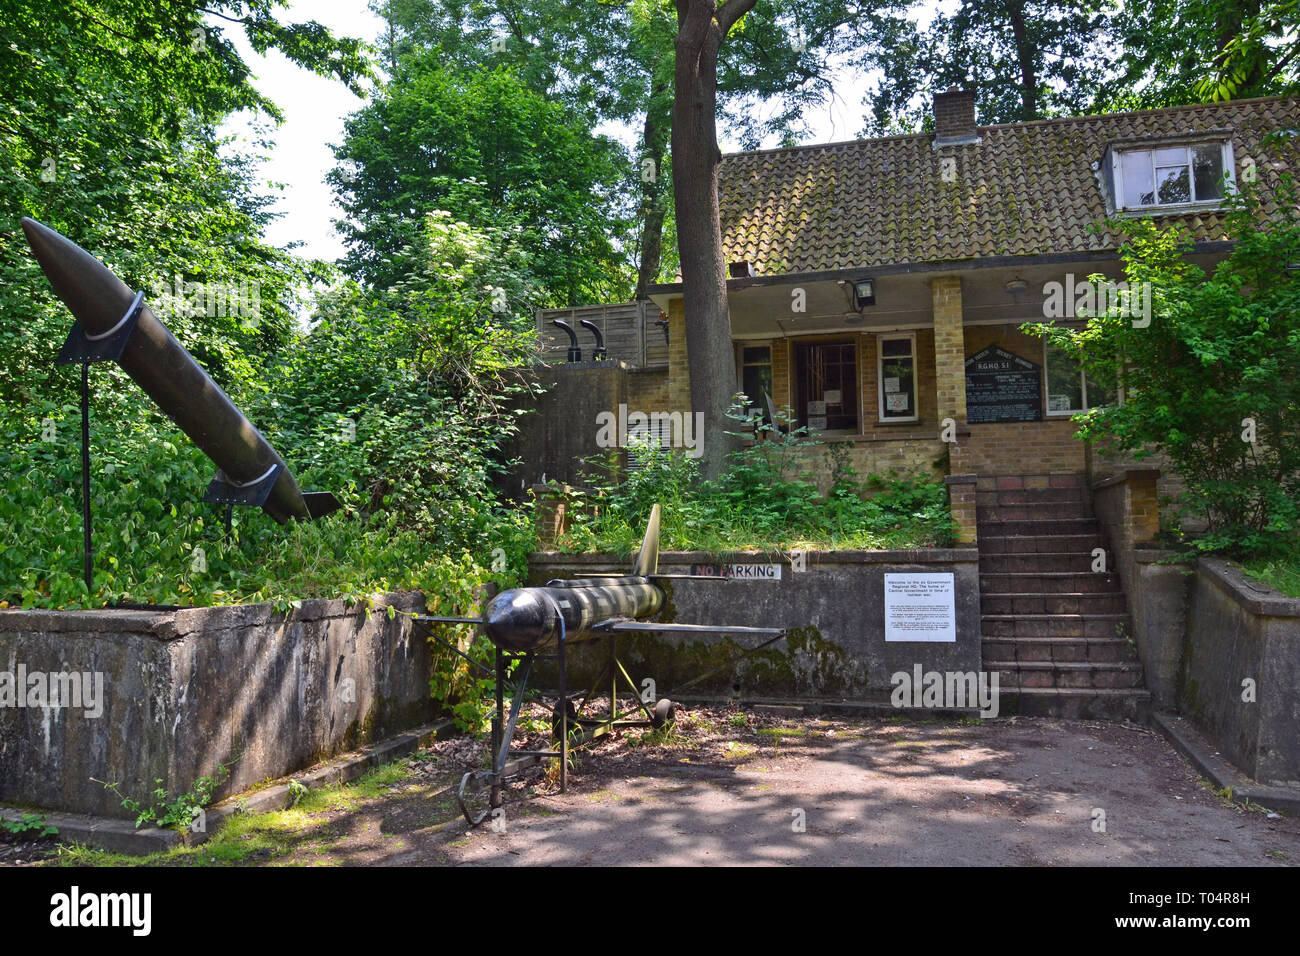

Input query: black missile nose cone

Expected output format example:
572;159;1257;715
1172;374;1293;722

484;589;558;652
21;217;133;334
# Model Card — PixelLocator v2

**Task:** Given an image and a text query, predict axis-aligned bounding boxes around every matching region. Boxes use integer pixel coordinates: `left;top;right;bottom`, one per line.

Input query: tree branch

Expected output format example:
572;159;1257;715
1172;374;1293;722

716;0;759;35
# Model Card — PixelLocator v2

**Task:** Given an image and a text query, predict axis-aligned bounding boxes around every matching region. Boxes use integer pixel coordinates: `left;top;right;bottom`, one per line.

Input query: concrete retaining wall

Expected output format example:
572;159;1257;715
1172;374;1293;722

528;550;981;700
0;592;435;819
1091;470;1191;708
1180;559;1300;787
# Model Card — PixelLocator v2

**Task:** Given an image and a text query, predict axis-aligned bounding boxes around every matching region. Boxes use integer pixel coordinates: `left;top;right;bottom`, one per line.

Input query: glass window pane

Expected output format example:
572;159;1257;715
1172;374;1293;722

742;362;773;417
742;346;771;364
1046;347;1083;413
881;337;912;357
1193;145;1224;200
881;356;915;418
1153;147;1187;166
1156;165;1191;204
1121;151;1155;207
1084;369;1118;408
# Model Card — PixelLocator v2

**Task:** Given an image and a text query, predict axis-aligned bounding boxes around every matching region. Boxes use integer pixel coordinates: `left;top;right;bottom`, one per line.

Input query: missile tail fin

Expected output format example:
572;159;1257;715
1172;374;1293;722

632;503;661;577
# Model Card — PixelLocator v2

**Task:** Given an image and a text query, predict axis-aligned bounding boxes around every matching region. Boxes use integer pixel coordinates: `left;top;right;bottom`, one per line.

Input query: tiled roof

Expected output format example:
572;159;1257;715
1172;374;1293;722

718;96;1300;276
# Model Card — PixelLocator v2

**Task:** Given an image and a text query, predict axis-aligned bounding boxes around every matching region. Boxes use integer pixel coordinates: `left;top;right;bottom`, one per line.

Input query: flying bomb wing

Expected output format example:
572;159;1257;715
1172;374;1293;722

594;619;784;636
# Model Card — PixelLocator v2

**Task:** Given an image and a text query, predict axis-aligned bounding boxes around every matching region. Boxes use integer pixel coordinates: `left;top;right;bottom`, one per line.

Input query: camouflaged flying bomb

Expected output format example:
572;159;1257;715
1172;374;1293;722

420;504;787;825
430;504;785;651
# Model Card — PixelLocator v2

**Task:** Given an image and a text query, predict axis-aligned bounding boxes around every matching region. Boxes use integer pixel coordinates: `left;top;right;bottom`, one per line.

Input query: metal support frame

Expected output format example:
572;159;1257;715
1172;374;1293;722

446;614;671;827
202;463;284;544
54;290;145;593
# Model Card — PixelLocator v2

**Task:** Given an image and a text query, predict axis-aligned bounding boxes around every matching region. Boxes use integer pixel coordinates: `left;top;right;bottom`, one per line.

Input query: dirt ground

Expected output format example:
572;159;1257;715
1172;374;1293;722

6;707;1298;867
424;708;1299;867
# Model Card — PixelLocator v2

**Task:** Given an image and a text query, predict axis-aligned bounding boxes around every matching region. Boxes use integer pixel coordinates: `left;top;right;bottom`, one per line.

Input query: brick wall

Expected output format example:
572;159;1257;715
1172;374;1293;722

934;89;977;139
961;418;1086;475
1088;443;1197;533
771;337;790;416
627;367;670;412
958;323;1086;476
790;437;945;494
667;299;690;411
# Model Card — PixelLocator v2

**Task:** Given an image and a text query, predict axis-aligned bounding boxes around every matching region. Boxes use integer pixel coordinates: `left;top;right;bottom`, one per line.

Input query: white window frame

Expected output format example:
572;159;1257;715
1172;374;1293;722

1043;341;1115;417
1110;139;1235;213
877;331;919;424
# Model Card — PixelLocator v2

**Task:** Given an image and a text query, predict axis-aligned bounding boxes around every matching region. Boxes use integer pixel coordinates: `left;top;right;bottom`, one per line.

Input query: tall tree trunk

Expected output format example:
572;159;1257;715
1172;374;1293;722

673;0;756;479
635;89;670;300
1218;0;1268;94
1006;1;1038;120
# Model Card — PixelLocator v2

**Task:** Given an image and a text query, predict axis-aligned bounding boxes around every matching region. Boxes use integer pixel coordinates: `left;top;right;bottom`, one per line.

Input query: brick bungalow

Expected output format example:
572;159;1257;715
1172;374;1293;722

537;92;1300;538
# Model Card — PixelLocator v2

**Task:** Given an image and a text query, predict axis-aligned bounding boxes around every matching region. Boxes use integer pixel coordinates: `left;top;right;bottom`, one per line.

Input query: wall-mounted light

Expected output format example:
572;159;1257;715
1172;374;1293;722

1004;277;1029;294
853;278;876;308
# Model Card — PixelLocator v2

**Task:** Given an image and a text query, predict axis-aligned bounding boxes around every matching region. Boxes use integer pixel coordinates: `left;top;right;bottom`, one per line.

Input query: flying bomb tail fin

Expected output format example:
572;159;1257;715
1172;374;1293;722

632;503;661;577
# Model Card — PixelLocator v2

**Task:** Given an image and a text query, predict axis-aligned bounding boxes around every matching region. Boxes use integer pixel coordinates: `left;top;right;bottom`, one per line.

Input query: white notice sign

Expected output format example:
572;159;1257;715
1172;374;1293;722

884;573;956;642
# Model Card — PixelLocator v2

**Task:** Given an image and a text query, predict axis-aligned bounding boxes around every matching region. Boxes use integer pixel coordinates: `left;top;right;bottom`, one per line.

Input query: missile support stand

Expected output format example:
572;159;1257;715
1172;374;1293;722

55;290;144;595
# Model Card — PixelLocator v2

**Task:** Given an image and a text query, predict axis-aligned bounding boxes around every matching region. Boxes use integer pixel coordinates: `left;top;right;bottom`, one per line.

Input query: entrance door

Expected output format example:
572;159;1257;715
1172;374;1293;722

794;340;858;432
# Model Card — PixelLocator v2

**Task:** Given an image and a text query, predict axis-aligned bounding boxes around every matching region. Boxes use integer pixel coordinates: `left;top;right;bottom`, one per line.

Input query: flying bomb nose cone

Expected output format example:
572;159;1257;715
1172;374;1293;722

484;589;559;652
21;218;133;335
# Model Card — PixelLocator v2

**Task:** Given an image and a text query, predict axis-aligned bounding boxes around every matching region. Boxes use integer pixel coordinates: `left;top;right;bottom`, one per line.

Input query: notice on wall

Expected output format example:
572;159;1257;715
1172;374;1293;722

964;345;1042;423
884;573;956;642
808;414;828;430
823;389;842;404
689;563;783;580
807;400;827;415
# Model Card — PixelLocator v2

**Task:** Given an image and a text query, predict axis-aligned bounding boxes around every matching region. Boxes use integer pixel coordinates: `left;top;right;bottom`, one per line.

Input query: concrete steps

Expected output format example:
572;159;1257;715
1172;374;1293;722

996;687;1151;721
977;473;1150;720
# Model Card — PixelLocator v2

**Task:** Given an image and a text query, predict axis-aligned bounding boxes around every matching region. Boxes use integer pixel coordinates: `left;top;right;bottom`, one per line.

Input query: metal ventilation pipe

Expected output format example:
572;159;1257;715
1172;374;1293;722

579;319;607;361
551;319;582;362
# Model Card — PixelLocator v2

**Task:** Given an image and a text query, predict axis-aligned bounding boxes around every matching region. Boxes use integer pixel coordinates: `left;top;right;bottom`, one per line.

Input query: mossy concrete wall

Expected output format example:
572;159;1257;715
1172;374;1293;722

1180;559;1300;788
1092;470;1191;708
0;592;434;819
528;550;981;699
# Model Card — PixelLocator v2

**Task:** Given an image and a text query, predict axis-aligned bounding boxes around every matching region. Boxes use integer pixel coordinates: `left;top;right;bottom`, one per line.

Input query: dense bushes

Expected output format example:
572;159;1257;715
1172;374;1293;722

1026;170;1300;558
556;410;955;554
0;212;537;611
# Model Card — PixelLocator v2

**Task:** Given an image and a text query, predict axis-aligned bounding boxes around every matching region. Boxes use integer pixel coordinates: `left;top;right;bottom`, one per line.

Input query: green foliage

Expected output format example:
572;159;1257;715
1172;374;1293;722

859;0;1114;132
95;764;232;831
330;61;635;304
0;1;536;734
557;399;954;553
1102;0;1300;110
1243;556;1300;598
0;0;371;408
1023;170;1300;557
0;812;57;839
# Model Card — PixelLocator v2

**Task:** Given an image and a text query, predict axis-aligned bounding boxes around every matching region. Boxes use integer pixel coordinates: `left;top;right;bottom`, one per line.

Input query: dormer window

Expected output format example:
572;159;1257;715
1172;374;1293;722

1105;138;1235;213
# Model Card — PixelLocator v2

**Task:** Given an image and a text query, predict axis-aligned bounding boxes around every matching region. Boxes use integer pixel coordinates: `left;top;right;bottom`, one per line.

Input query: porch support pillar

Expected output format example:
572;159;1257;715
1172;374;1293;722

667;298;691;412
931;276;968;428
932;277;975;543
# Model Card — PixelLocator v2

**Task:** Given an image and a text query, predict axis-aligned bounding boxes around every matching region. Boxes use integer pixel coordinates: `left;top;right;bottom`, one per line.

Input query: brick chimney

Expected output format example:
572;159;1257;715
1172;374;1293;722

933;87;979;146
